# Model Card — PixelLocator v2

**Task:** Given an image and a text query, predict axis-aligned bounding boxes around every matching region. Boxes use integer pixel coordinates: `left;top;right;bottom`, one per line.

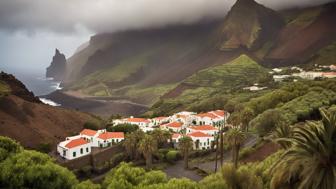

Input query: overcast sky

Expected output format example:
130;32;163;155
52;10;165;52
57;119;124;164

0;0;333;75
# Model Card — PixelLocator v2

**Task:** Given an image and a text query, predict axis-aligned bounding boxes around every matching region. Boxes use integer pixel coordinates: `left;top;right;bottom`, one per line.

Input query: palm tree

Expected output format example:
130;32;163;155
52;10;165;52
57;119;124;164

240;108;254;132
179;136;193;169
272;124;292;149
138;134;157;170
225;128;246;169
123;130;145;160
152;129;171;148
271;108;336;189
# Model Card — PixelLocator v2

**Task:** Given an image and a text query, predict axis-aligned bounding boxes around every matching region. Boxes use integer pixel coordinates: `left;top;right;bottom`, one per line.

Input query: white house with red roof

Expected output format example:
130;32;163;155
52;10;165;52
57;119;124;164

171;133;182;148
187;125;219;136
150;117;169;126
161;122;184;133
96;132;124;148
193;110;229;127
57;138;91;160
187;131;215;150
170;111;196;125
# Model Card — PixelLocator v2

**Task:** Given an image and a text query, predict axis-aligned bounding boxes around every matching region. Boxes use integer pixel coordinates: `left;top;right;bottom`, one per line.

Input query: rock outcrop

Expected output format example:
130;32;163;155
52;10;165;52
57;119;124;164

46;49;66;81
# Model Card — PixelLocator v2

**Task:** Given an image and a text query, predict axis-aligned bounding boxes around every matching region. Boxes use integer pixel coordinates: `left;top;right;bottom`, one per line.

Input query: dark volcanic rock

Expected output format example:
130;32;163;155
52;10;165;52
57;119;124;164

46;49;66;81
0;72;41;103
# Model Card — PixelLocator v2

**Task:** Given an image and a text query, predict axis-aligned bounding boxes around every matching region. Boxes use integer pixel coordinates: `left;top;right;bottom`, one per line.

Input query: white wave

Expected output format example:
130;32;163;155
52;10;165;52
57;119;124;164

50;82;63;90
40;98;61;106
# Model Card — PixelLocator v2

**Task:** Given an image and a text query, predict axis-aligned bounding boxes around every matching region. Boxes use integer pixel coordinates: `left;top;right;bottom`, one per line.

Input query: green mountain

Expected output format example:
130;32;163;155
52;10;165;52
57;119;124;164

56;0;336;115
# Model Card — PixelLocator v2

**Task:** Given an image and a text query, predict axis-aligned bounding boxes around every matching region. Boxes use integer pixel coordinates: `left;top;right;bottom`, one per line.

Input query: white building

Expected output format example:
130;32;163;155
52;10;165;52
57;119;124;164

96;132;124;148
171;133;182;148
193;110;228;127
170;111;196;125
150;117;169;126
57;138;91;160
273;75;291;82
80;129;106;147
161;122;184;133
187;125;219;136
187;132;215;150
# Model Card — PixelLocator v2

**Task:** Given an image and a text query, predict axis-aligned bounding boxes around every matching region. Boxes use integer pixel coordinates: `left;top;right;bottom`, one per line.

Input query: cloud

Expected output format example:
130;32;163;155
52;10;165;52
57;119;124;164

0;0;333;34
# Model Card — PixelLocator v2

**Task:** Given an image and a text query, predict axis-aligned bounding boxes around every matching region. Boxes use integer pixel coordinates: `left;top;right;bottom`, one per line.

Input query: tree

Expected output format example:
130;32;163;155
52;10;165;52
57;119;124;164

0;150;78;189
74;180;101;189
272;124;292;149
151;129;172;148
178;136;193;169
240;108;254;132
139;135;157;170
0;136;22;161
271;108;336;189
250;109;287;136
221;163;263;189
107;124;138;133
123;130;145;160
225;128;246;169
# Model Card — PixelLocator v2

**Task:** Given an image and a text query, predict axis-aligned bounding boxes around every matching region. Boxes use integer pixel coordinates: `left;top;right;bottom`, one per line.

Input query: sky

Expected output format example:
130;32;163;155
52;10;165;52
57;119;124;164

0;0;333;75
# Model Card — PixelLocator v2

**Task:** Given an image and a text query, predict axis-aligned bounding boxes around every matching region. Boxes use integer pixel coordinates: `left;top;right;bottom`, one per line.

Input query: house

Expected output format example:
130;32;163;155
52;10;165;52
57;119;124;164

273;75;291;82
171;133;182;148
125;118;150;127
187;131;215;150
193;110;228;127
57;138;91;160
79;129;106;147
150;117;169;126
96;132;124;148
187;125;219;136
161;122;184;133
170;111;196;125
322;72;336;78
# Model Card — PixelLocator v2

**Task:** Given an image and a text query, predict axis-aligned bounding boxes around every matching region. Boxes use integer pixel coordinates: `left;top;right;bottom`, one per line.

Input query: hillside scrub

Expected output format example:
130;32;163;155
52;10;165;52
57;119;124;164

149;54;273;115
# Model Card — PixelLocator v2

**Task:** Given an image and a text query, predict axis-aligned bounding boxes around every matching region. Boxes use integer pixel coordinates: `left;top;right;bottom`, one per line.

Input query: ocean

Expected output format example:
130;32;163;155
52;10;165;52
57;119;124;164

8;71;62;106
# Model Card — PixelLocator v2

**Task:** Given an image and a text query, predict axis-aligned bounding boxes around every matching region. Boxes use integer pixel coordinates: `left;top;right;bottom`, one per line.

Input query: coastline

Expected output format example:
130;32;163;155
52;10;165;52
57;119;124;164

42;90;149;117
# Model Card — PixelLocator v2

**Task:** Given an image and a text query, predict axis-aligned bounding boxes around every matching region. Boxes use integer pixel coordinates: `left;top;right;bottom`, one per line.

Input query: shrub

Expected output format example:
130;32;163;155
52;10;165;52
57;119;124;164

83;120;100;130
37;142;52;153
166;150;180;163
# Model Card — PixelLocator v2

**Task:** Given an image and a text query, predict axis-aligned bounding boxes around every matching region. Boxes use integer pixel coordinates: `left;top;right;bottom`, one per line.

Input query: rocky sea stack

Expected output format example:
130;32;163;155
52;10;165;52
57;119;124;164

46;49;66;81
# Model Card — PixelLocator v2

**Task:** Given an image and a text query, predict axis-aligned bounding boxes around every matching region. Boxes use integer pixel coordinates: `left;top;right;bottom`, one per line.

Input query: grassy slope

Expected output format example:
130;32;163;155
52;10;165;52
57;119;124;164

309;42;336;66
148;54;272;115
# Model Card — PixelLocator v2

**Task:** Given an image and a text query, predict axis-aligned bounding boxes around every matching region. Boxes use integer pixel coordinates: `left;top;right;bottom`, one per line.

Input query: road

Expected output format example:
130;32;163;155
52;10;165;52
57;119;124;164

163;134;258;180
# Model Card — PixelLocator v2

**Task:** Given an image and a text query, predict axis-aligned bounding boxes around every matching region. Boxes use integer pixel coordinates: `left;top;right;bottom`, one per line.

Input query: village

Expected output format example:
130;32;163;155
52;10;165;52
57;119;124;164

57;110;229;160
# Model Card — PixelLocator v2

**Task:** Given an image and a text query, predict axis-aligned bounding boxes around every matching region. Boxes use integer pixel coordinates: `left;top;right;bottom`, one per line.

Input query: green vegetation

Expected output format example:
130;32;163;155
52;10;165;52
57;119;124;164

107;124;139;133
149;55;272;115
271;108;336;188
178;136;194;169
310;42;336;66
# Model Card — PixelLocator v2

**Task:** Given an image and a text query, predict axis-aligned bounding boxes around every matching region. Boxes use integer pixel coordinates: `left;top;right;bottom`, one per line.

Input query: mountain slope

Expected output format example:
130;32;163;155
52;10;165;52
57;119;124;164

148;55;272;115
55;0;336;116
0;72;100;149
264;2;336;66
220;0;284;50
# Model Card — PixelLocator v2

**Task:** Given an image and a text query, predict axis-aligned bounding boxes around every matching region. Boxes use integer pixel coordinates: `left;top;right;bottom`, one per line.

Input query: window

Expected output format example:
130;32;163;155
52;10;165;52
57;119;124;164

63;150;66;156
80;148;83;154
73;152;76;157
86;147;89;152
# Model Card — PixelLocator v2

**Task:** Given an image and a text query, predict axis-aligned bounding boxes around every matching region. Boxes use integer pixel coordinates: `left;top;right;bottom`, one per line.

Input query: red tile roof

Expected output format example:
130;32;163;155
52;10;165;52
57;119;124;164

187;131;212;138
98;132;124;140
211;110;225;117
65;138;88;149
126;118;150;123
189;125;218;131
195;113;218;119
80;129;97;136
165;122;183;128
172;133;182;139
152;117;168;120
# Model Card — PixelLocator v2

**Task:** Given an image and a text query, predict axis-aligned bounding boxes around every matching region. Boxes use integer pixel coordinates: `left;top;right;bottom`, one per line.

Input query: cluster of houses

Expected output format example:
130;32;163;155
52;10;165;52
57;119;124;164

57;109;229;160
112;110;229;150
272;65;336;82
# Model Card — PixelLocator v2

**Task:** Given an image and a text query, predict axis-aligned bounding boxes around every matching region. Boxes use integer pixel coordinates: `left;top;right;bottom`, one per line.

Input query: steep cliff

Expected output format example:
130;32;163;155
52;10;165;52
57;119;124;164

46;49;66;81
